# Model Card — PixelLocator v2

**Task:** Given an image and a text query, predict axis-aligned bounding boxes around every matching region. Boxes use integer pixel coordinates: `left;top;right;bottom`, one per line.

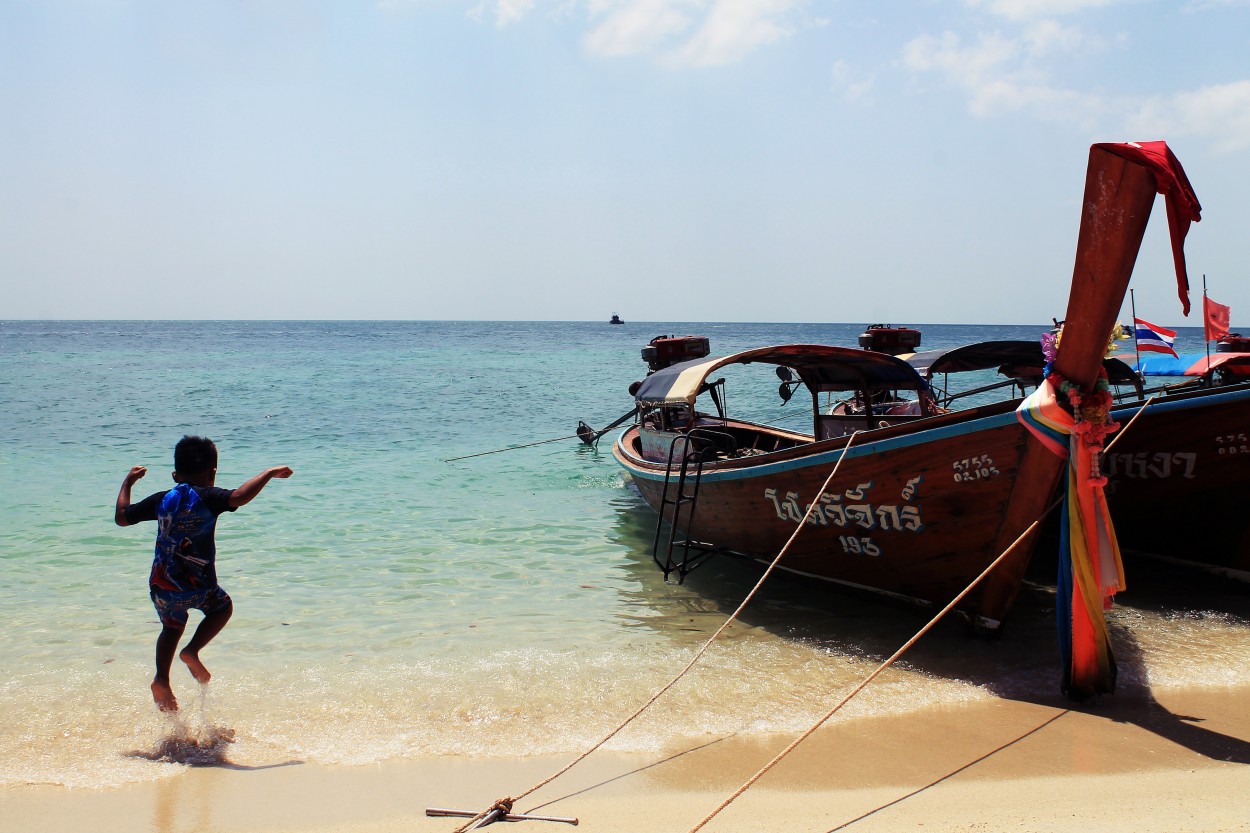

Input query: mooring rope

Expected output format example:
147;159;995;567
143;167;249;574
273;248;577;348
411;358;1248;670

1103;394;1157;454
685;500;1058;833
444;433;585;463
452;431;866;832
684;392;1161;832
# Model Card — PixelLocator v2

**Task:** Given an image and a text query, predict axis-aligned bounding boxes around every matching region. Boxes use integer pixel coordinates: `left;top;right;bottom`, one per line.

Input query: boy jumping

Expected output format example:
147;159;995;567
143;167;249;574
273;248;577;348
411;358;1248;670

115;435;293;711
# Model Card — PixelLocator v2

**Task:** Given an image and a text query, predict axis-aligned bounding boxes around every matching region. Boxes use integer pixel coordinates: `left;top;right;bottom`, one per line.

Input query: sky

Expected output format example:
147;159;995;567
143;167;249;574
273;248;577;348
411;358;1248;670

2;0;1248;324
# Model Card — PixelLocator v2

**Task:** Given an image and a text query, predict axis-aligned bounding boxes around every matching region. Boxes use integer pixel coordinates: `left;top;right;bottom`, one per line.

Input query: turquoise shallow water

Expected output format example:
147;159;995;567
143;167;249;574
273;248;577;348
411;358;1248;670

1;320;1246;788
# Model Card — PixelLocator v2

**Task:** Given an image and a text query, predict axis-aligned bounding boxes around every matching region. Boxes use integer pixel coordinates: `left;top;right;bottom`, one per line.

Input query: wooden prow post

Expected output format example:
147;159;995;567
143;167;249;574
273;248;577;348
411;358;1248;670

971;147;1163;628
1054;148;1159;387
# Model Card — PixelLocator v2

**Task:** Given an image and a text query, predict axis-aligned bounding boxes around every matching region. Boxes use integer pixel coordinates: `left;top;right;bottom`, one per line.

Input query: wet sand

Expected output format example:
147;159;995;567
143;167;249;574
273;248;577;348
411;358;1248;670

5;684;1248;833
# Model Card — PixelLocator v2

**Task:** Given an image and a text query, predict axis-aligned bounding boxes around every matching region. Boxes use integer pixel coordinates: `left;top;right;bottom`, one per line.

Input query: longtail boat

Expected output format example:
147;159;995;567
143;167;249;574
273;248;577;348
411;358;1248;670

1103;379;1250;577
614;143;1203;697
615;343;1042;622
904;339;1250;576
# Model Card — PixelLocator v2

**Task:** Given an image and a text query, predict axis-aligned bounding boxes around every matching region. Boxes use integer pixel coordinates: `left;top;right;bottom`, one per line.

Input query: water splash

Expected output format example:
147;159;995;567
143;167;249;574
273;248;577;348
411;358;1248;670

127;687;236;766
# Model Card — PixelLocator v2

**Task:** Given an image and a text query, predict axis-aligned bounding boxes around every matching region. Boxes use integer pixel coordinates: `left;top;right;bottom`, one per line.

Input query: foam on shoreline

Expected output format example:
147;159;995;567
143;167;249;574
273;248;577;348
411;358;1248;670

4;685;1248;833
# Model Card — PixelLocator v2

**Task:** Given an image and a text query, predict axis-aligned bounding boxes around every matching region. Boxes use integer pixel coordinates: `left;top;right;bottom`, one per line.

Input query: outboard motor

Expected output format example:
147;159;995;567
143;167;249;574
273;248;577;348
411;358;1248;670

642;335;711;374
1216;333;1250;353
858;324;921;355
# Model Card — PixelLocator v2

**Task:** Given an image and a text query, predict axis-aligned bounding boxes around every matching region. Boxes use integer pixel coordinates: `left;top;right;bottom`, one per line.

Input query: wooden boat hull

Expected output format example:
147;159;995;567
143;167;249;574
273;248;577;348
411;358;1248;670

615;407;1040;626
1105;384;1250;574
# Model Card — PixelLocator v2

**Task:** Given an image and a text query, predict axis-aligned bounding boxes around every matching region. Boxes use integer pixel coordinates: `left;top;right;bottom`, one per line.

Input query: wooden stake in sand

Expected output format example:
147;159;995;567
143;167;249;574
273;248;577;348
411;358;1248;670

426;806;578;828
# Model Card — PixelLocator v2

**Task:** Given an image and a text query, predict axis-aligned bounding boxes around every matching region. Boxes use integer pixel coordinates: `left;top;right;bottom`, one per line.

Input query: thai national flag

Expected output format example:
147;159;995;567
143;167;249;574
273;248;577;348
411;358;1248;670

1133;317;1178;357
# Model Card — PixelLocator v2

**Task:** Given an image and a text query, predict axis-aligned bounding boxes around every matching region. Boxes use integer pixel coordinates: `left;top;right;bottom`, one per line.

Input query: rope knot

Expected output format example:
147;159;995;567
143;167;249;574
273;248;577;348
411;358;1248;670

451;797;517;832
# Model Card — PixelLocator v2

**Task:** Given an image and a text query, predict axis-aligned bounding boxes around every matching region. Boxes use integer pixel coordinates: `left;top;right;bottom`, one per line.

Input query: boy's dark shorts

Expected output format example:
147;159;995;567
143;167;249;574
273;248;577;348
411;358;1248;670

150;585;232;628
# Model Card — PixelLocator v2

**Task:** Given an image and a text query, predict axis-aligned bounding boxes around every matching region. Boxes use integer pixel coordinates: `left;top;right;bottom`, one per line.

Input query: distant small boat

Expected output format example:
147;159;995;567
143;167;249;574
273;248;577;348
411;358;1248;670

610;314;625;325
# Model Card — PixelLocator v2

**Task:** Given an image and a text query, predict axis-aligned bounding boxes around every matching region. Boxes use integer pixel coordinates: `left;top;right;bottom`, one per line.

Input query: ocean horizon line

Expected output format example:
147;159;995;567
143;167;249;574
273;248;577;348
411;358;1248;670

5;317;1200;327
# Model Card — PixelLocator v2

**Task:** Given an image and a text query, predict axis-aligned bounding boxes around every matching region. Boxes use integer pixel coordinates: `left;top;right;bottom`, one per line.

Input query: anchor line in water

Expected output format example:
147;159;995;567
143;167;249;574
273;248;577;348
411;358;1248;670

443;433;586;463
445;408;639;461
443;401;808;464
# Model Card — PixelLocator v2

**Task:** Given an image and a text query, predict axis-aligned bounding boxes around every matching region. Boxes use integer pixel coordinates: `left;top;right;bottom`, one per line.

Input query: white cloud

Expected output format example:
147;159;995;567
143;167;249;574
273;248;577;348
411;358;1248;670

1021;18;1099;55
463;0;540;27
905;23;1250;153
902;30;1017;80
495;0;536;25
963;0;1126;20
831;59;874;101
664;0;798;67
901;30;1019;102
901;28;1104;122
583;0;696;57
1128;81;1250;153
1183;0;1250;11
459;0;804;65
581;0;802;64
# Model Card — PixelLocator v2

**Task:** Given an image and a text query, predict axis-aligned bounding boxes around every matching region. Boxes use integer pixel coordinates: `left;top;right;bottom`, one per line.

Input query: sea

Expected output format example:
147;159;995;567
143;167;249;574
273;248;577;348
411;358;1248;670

2;320;1247;789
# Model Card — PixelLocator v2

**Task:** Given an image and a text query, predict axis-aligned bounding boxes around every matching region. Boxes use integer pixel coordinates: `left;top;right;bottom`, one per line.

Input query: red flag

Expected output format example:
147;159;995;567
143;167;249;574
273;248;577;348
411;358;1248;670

1204;295;1231;341
1094;142;1202;316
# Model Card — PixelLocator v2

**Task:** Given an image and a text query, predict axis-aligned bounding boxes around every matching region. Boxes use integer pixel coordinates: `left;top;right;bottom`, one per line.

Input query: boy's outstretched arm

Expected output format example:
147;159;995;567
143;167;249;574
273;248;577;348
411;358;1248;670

115;466;147;526
229;466;294;508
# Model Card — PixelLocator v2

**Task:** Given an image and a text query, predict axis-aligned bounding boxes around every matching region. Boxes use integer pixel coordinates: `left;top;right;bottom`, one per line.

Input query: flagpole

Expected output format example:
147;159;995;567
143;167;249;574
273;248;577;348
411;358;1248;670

1203;273;1211;372
1130;288;1142;373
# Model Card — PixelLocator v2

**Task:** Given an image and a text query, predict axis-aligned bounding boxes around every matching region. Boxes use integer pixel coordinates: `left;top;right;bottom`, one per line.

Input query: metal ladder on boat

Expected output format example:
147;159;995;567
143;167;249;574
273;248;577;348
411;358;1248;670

652;429;734;583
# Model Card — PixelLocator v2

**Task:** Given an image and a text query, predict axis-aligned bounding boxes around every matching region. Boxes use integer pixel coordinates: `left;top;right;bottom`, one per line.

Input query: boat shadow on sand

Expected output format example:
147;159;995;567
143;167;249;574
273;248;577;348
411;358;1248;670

606;492;1250;767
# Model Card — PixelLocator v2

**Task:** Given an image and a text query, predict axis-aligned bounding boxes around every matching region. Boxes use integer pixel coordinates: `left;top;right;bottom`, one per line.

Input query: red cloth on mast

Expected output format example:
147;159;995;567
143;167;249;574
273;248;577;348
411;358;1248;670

1205;295;1231;341
1093;141;1203;316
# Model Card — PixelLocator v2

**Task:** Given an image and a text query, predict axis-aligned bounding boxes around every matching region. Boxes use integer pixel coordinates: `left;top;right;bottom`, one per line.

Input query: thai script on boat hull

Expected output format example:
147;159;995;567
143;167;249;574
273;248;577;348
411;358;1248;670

1104;452;1198;480
764;479;924;558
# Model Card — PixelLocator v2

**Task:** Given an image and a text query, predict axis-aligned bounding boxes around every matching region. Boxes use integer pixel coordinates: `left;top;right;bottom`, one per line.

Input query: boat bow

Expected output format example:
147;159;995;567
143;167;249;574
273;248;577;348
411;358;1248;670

985;142;1202;699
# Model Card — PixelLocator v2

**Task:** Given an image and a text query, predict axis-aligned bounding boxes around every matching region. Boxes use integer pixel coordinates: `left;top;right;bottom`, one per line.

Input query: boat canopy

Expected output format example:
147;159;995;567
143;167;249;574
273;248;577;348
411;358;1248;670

904;340;1048;379
633;344;929;408
905;340;1140;388
1133;351;1250;376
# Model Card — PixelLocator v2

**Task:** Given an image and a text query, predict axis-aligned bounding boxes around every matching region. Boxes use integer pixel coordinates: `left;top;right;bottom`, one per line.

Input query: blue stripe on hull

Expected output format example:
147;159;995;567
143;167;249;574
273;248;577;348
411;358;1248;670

1110;384;1250;420
618;383;1250;484
618;408;1022;483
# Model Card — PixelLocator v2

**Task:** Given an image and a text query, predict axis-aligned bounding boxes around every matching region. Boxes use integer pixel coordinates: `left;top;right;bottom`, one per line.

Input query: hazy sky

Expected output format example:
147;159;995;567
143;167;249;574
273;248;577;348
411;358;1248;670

3;0;1248;324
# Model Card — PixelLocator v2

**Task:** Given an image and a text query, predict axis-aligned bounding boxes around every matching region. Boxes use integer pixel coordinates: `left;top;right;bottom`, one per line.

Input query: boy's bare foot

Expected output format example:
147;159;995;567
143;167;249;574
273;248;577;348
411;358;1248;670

151;679;178;712
179;649;211;684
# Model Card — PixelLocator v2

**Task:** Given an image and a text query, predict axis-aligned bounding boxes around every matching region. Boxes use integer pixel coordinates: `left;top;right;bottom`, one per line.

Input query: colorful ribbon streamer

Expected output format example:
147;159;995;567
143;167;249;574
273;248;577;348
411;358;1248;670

1017;374;1125;699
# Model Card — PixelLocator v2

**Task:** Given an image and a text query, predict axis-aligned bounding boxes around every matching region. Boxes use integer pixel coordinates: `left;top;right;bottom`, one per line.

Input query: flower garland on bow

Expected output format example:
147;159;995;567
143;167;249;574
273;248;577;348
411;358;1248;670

1055;372;1118;484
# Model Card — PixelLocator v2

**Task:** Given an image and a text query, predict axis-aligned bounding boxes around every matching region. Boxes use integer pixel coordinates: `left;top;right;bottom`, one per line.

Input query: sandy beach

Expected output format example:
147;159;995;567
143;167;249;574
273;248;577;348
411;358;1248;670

5;684;1248;833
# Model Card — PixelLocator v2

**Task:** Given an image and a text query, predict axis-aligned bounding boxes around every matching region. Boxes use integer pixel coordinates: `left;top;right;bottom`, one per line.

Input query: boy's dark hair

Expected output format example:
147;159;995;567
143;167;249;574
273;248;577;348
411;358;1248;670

174;435;218;476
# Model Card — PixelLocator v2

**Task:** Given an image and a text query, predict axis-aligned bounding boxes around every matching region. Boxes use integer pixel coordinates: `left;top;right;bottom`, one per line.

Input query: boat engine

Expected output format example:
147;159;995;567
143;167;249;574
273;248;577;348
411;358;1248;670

1216;333;1250;353
858;324;921;355
642;335;711;373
